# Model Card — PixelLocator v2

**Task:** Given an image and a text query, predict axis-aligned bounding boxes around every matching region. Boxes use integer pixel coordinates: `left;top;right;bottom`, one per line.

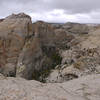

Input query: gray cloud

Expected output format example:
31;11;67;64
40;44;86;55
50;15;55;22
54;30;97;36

0;0;100;23
50;0;100;13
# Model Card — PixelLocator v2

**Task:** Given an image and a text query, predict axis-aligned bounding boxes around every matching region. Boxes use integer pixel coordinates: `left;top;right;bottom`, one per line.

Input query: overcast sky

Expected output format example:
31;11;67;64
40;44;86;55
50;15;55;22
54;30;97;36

0;0;100;23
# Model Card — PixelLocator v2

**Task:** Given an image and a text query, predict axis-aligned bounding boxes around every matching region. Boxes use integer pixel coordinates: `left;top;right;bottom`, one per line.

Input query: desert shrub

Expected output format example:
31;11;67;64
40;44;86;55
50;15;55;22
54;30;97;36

51;52;62;68
74;61;84;69
32;68;52;83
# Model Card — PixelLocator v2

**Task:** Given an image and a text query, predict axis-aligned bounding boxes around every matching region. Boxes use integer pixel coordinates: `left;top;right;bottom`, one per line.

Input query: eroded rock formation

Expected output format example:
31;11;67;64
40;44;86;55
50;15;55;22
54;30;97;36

0;13;33;77
0;13;100;83
0;13;100;100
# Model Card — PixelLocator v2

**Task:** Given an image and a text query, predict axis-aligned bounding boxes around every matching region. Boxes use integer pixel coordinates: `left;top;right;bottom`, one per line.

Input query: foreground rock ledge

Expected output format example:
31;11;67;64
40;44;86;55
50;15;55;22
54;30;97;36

0;74;100;100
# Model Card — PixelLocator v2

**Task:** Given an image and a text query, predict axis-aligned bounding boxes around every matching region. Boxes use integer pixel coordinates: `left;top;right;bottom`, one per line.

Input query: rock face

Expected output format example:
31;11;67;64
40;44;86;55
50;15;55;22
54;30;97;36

33;21;55;46
54;29;75;49
16;21;58;80
0;14;63;80
0;74;100;100
0;13;33;77
16;37;44;79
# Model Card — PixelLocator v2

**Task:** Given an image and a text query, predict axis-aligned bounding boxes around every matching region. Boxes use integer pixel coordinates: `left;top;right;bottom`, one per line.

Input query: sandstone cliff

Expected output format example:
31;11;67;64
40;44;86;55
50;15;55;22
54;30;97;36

0;13;33;77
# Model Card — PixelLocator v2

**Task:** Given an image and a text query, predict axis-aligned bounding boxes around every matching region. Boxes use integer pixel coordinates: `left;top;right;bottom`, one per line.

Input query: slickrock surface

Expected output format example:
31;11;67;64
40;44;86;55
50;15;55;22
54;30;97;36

0;74;100;100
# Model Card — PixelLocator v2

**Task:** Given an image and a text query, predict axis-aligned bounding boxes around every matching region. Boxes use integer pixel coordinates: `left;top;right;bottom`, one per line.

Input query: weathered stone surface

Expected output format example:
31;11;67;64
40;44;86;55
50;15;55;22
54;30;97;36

16;21;57;80
0;74;100;100
0;13;33;77
16;37;44;79
54;29;75;49
46;46;100;82
0;16;63;80
33;21;55;46
81;28;100;48
46;27;100;83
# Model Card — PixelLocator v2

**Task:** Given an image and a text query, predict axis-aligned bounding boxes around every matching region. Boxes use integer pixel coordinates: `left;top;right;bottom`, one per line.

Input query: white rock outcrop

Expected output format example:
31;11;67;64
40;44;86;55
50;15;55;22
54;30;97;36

0;74;100;100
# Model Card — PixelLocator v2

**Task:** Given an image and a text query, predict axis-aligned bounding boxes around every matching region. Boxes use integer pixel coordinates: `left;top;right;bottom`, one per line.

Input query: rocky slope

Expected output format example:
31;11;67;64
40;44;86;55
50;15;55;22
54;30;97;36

62;22;89;34
45;23;100;83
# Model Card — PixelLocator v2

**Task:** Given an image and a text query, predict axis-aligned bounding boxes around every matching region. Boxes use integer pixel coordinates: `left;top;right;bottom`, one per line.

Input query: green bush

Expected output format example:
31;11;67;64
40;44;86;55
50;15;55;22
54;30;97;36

51;52;62;68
